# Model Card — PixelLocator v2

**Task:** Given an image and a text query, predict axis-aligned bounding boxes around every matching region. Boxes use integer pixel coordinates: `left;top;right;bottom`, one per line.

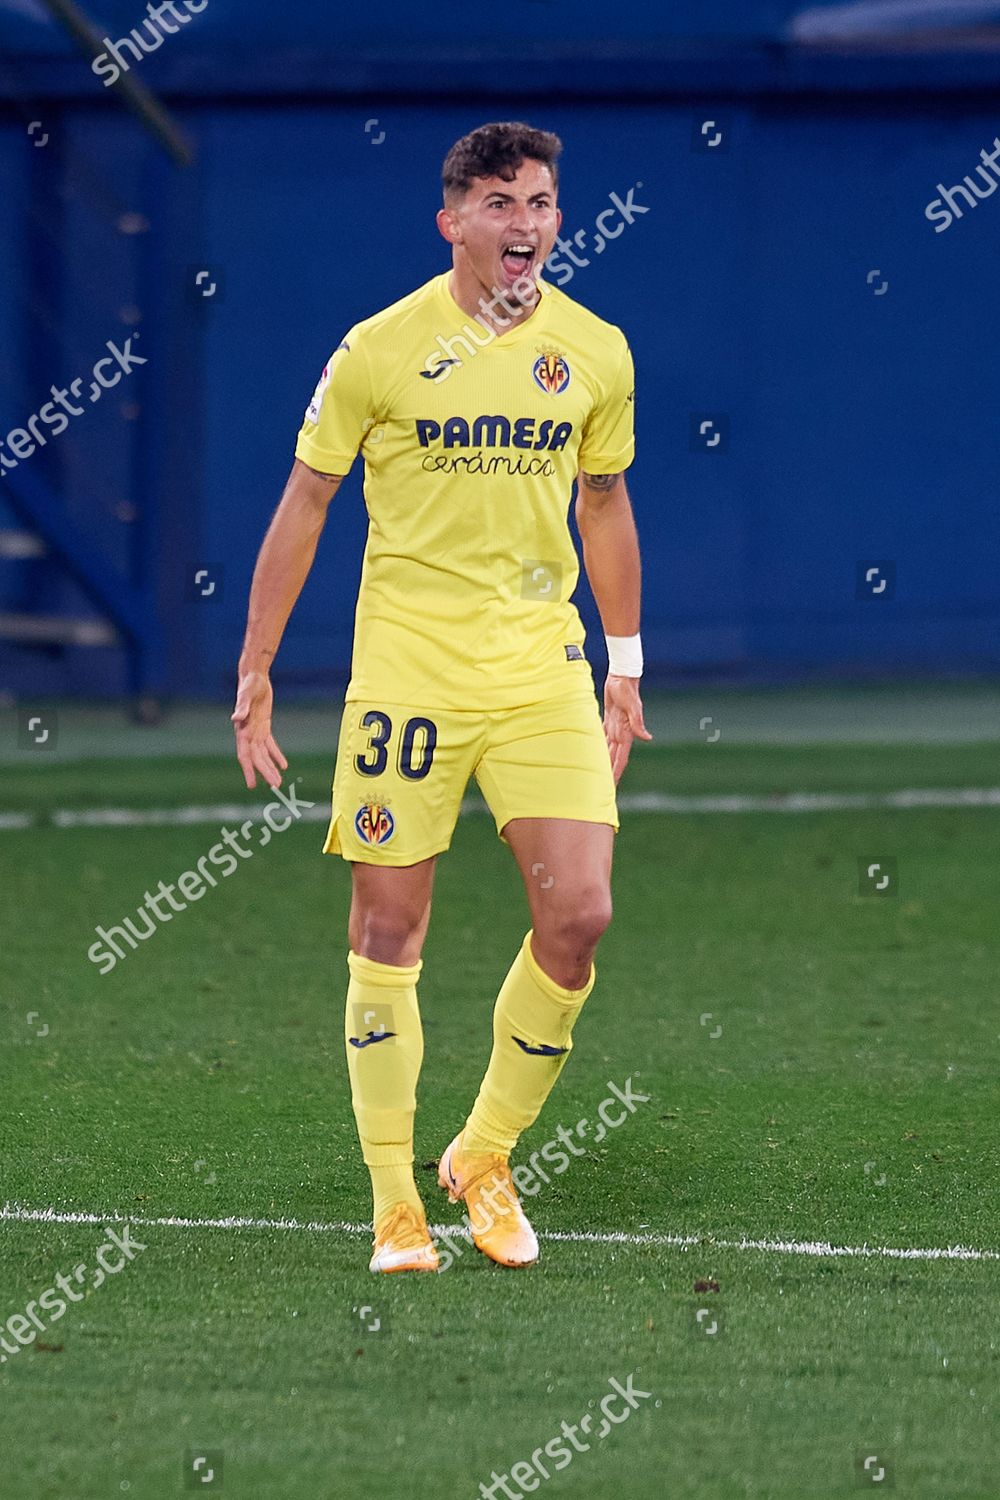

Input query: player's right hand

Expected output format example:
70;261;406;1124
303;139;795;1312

231;670;288;790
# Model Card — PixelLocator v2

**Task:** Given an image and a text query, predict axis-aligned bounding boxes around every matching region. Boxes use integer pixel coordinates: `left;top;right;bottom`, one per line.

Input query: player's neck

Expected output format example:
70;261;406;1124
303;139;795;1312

447;267;542;339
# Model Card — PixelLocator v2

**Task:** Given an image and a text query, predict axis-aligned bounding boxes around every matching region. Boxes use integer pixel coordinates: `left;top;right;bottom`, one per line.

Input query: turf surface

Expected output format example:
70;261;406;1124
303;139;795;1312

2;734;999;1497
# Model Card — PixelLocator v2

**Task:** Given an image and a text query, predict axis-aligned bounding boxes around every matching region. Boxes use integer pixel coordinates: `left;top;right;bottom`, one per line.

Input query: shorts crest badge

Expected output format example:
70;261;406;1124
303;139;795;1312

355;802;395;846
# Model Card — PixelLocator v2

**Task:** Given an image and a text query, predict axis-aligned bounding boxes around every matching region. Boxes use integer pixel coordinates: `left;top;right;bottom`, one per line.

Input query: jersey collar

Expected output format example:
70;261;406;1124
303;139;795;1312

436;271;552;348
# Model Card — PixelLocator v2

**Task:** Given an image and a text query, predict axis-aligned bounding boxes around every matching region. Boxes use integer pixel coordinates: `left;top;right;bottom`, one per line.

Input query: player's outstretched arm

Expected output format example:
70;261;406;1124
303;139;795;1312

232;458;344;789
575;470;653;784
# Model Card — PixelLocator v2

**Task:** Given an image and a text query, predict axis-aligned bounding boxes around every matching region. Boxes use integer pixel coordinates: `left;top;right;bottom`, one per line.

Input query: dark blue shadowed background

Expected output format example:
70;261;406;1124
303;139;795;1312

1;0;998;700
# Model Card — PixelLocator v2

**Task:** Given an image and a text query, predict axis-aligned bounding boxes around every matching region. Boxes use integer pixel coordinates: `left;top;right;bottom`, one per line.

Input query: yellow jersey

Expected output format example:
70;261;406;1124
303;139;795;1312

295;272;634;710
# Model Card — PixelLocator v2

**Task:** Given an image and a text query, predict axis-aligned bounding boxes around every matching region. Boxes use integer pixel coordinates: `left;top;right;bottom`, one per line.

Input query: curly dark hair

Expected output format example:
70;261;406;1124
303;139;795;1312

442;121;562;201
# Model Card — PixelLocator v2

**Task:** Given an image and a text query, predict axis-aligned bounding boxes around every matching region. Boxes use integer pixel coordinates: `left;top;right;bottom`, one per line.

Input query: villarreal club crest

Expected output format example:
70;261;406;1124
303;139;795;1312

533;347;571;396
355;801;396;847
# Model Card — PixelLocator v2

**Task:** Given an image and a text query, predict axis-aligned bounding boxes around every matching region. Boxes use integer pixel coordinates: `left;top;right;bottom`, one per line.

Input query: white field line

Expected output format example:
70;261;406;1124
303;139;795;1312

0;812;34;830
4;786;1000;831
1;1203;996;1263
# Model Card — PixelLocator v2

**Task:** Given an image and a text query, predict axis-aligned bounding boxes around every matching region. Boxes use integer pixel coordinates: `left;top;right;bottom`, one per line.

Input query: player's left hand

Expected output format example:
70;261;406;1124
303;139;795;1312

231;670;288;790
603;675;652;784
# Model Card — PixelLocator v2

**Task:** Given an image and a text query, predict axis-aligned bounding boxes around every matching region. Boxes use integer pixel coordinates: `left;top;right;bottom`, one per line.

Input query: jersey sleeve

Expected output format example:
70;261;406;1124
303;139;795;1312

577;336;635;476
294;329;374;475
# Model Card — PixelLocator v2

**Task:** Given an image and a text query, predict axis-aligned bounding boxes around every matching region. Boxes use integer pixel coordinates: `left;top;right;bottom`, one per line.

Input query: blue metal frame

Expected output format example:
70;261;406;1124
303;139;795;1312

3;461;158;682
4;45;1000;101
136;138;204;699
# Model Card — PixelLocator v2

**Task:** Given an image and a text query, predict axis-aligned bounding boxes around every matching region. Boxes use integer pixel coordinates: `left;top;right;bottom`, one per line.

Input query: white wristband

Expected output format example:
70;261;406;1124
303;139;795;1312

605;633;643;678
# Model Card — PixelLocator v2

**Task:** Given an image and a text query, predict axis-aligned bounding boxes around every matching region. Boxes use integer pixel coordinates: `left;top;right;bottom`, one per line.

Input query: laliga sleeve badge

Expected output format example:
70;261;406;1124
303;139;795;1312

305;363;331;425
304;340;349;424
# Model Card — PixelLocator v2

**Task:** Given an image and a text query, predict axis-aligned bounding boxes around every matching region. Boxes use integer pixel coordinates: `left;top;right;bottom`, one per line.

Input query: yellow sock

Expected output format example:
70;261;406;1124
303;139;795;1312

345;950;425;1224
462;930;595;1157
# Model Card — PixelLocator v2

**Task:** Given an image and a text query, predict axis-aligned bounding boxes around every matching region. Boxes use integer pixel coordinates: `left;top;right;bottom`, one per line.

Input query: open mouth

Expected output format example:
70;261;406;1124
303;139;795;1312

500;243;536;282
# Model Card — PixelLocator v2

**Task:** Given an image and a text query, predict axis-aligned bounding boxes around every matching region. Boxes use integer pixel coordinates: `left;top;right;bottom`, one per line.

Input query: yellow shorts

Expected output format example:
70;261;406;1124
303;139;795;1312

324;689;619;866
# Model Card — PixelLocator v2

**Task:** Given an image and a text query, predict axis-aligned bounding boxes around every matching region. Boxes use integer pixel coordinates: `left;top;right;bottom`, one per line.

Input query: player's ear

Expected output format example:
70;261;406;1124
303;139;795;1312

437;206;461;245
554;206;563;233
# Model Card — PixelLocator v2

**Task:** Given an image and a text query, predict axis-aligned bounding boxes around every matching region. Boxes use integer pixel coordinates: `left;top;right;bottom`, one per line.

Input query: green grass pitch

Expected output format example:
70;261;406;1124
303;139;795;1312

2;732;999;1497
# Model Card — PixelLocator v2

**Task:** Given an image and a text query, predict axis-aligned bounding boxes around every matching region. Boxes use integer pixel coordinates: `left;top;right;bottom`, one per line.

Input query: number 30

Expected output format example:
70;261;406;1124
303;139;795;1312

355;711;437;781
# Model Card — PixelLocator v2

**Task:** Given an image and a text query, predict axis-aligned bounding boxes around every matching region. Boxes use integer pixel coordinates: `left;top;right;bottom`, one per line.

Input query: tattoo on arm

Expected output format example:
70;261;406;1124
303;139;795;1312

580;471;621;492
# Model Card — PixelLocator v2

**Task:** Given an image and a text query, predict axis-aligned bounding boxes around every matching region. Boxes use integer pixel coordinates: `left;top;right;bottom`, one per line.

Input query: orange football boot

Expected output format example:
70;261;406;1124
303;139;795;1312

369;1202;439;1274
438;1132;539;1268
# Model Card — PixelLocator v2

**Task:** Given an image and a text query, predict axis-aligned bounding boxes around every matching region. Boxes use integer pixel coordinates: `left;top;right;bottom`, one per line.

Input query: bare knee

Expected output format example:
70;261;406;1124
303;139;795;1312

348;865;434;967
534;887;613;970
349;902;427;967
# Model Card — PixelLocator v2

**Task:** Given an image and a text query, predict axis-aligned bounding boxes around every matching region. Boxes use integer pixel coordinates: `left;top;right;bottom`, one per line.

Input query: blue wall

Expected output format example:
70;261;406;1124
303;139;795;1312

197;98;1000;691
2;54;999;694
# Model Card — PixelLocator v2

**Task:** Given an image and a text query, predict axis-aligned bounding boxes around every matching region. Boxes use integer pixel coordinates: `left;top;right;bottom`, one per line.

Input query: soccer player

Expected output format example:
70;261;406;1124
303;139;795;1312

232;121;650;1274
